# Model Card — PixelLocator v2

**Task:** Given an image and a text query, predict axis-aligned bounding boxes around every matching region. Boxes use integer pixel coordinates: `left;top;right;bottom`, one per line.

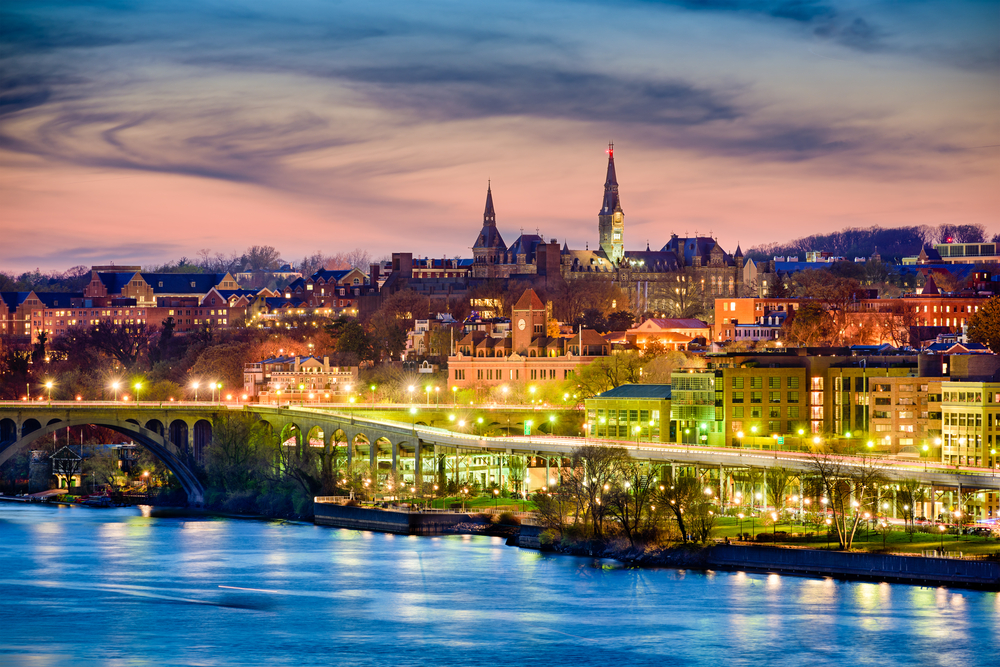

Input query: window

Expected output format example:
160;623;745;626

769;391;780;403
769;377;780;389
787;391;799;403
732;377;744;389
750;377;762;389
787;406;799;419
732;392;744;404
787;377;799;389
769;407;780;418
733;407;744;418
751;392;762;404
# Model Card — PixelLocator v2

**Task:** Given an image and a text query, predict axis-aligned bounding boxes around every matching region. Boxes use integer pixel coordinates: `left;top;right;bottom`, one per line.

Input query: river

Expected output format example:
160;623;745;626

0;503;996;666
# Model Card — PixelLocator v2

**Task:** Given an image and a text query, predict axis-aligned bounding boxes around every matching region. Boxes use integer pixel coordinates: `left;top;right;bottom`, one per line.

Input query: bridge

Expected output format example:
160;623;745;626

2;403;998;509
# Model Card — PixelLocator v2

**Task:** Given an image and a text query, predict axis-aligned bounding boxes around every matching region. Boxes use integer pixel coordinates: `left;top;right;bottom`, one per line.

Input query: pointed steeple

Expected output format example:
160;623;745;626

483;181;496;226
734;243;743;258
600;142;622;215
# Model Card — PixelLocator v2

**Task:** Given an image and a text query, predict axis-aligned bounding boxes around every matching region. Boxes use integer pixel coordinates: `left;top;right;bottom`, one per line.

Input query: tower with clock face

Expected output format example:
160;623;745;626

511;288;547;354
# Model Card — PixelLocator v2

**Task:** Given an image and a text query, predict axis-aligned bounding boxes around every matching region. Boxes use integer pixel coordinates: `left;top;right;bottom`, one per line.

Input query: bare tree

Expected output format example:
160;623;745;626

808;448;887;549
563;445;629;540
606;459;656;547
895;479;926;542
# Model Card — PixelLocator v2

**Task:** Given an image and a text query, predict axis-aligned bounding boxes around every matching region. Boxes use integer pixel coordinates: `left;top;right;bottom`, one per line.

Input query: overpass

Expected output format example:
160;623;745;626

2;402;998;508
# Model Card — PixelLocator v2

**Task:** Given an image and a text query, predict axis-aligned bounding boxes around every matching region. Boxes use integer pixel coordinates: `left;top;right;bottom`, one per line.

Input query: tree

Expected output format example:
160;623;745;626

765;467;793;511
605;459;655;547
575;352;643;398
86;321;151;369
607;310;635;332
968;296;1000;352
808;447;887;550
562;445;628;541
205;413;270;492
189;342;253;392
241;245;283;272
782;301;834;347
895;479;926;542
337;321;374;361
654;475;705;543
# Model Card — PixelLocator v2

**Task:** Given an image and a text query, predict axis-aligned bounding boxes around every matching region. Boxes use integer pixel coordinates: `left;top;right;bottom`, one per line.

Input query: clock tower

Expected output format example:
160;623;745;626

598;142;624;265
511;288;547;354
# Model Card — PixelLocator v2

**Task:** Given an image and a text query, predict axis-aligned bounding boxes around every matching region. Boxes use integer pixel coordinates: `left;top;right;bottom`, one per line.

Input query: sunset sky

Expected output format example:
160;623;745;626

1;0;997;274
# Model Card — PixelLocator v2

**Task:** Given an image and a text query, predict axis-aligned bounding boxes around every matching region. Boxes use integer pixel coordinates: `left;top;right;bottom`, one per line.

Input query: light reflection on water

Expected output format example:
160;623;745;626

0;503;997;667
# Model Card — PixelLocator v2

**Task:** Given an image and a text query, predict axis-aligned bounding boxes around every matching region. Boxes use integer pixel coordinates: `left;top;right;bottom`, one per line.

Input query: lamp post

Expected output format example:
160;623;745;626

452;386;458;405
134;382;142;405
825;517;832;549
370;384;376;406
111;382;120;402
922;443;930;471
435;386;439;406
493;487;500;509
191;381;199;402
737;430;744;449
737;513;744;540
939;524;946;552
45;381;53;403
408;385;415;404
771;511;778;540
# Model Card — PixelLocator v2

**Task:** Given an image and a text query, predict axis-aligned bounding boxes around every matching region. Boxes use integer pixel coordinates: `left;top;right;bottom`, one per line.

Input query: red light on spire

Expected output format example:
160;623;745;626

607;141;614;158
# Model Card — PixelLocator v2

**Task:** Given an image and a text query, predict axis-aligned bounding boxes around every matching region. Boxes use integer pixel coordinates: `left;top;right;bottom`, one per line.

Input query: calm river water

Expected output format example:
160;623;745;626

0;503;997;667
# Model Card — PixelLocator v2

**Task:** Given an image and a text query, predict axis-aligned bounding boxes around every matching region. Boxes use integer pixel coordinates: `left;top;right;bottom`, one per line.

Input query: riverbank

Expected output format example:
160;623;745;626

530;535;1000;591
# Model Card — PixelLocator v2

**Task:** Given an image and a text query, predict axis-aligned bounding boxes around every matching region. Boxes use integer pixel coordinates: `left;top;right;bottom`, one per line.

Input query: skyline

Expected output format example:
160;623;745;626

2;0;998;274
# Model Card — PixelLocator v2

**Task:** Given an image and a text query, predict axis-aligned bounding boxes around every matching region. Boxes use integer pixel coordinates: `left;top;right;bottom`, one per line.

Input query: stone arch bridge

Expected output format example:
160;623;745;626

2;403;997;509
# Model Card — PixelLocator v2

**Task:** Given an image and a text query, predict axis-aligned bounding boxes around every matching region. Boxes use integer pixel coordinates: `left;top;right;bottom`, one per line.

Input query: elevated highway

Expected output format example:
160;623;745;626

2;402;998;505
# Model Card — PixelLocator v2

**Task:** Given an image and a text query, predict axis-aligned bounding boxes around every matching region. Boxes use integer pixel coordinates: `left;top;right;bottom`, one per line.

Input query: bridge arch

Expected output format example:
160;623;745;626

0;417;205;504
145;419;164;436
193;420;212;461
169;420;189;456
21;419;41;439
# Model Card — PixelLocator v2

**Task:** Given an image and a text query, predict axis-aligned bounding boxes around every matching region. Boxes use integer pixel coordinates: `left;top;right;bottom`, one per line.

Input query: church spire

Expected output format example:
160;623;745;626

601;142;621;215
483;181;496;226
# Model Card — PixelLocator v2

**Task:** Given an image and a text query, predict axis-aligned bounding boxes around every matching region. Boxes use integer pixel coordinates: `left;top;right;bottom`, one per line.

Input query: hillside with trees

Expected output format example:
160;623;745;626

747;224;996;263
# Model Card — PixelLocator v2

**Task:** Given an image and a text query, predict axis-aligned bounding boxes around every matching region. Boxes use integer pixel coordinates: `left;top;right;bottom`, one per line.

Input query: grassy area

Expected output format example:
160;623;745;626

711;517;1000;556
416;495;537;512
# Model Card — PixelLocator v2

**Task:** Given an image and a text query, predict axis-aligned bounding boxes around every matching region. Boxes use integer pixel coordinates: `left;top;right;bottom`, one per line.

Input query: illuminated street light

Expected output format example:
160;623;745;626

45;381;53;402
134;382;142;405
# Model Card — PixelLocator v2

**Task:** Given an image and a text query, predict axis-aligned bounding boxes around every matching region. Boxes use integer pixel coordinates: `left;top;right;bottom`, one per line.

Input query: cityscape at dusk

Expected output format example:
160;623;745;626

2;0;998;272
2;2;999;666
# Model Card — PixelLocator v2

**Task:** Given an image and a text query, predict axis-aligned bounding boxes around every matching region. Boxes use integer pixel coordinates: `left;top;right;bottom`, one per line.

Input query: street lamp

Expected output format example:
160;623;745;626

134;382;142;405
435;386;440;405
825;518;832;549
452;386;458;404
45;381;53;402
408;385;415;403
191;381;199;402
111;381;120;402
922;443;930;471
493;487;500;509
370;384;376;406
737;513;744;540
771;511;778;540
939;524;946;552
634;424;641;445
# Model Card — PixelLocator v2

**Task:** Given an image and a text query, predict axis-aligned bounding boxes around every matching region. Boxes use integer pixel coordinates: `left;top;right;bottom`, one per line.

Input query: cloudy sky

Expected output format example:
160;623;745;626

1;0;997;273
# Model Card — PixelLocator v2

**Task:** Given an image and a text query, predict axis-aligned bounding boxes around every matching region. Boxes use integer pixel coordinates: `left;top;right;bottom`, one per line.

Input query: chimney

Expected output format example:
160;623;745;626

294;356;300;372
323;355;330;372
369;263;380;284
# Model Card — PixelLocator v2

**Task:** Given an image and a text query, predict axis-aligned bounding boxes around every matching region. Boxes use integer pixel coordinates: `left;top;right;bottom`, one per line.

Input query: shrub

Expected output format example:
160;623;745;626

221;490;258;514
497;511;520;525
539;529;557;546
